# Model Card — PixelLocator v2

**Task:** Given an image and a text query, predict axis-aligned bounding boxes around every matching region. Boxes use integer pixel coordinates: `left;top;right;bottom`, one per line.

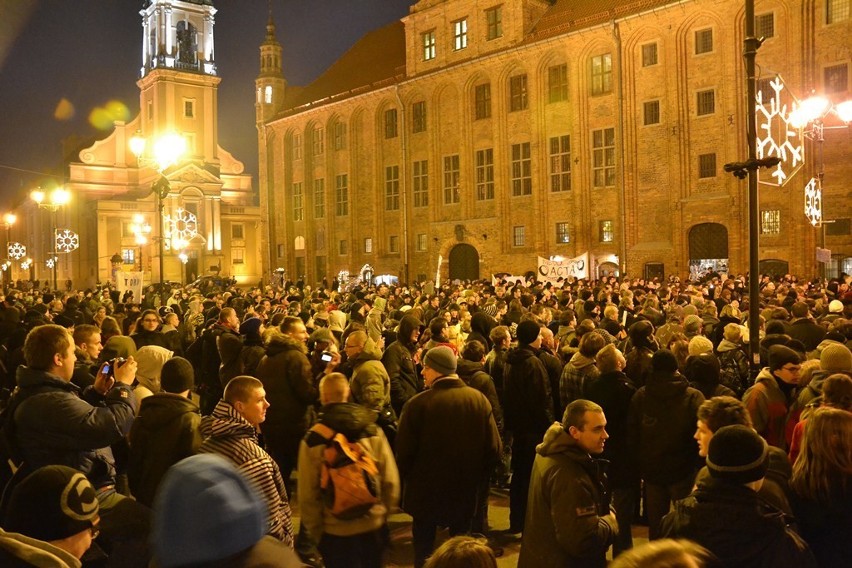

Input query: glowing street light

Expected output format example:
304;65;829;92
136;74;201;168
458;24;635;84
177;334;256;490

30;187;71;291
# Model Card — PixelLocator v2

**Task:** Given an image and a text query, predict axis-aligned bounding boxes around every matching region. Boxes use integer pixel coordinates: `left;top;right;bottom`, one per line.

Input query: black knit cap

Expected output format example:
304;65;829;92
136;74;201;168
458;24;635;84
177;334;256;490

161;356;195;393
768;344;800;372
516;320;541;345
706;425;769;484
651;349;679;374
4;465;99;541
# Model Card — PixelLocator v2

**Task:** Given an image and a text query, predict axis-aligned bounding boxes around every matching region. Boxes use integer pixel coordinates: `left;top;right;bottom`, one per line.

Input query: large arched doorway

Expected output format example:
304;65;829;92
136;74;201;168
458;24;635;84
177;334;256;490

688;223;729;280
448;244;480;281
759;259;789;278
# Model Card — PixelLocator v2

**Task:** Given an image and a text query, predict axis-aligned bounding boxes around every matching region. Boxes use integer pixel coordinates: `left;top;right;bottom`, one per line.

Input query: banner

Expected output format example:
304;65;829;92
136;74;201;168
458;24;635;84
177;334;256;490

537;253;589;282
436;255;443;285
116;271;144;302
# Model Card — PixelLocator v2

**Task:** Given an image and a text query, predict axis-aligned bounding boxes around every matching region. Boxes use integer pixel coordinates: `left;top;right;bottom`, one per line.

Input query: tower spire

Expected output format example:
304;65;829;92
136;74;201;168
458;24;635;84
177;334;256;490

256;0;286;124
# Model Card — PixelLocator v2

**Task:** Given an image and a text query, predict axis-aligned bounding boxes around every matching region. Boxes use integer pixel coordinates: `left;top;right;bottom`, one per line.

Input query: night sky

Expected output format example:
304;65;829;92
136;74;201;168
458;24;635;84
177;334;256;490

0;0;415;208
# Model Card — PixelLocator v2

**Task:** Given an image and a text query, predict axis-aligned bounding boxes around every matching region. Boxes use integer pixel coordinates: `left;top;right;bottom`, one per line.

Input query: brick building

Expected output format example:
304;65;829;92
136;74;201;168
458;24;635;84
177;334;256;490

257;0;852;284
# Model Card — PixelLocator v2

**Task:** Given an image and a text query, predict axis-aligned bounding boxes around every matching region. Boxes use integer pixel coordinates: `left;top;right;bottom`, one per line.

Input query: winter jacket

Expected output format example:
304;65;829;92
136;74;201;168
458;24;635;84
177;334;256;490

456;359;503;433
131;329;170;350
484;345;509;400
624;345;654;388
350;337;391;412
12;366;136;489
297;402;399;542
517;424;616;568
661;479;816;568
786;318;826;352
790;485;852;568
128;393;201;507
467;312;496;352
396;375;501;526
0;529;81;568
217;328;244;388
716;339;750;396
255;333;318;463
584;370;638;488
503;346;554;441
743;368;790;450
199;400;294;547
382;316;422;416
560;352;600;410
628;369;704;485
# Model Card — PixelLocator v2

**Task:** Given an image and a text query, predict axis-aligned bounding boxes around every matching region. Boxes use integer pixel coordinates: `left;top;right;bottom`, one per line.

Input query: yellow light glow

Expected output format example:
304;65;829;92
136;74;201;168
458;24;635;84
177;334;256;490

50;188;71;206
30;190;45;204
3;213;17;226
152;133;187;171
836;100;852;123
129;132;146;158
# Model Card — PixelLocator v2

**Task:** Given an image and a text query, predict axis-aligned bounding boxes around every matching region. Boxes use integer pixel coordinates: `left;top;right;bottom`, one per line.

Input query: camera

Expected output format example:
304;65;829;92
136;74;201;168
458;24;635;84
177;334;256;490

102;357;127;379
320;351;334;363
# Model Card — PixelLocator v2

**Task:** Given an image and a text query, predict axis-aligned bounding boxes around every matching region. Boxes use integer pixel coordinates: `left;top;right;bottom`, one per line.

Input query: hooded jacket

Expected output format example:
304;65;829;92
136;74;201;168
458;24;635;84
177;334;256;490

199;401;294;547
12;366;136;489
297;402;399;542
661;479;816;568
128;392;201;507
0;528;81;568
381;315;422;416
628;369;704;485
350;337;391;412
254;333;318;460
518;424;616;568
467;312;496;352
743;368;790;450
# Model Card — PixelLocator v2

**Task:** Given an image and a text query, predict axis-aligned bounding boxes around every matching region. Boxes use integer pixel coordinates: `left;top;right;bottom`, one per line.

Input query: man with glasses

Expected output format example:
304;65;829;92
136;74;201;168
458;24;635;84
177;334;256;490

743;344;801;450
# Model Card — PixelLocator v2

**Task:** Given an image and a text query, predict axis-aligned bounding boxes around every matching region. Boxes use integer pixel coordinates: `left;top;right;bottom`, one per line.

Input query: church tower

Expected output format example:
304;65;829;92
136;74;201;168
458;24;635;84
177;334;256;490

137;0;222;168
255;7;286;124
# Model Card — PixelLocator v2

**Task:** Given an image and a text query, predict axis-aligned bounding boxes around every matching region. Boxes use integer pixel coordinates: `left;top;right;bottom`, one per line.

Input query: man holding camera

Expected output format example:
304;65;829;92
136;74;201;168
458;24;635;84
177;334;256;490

7;324;152;566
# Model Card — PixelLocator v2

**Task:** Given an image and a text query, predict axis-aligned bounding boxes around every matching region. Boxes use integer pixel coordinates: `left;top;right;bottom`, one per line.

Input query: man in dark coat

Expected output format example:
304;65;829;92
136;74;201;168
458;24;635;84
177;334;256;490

785;301;826;352
503;320;553;533
382;315;423;416
255;316;322;489
395;346;501;568
192;307;240;414
518;400;617;568
661;425;816;568
628;349;704;539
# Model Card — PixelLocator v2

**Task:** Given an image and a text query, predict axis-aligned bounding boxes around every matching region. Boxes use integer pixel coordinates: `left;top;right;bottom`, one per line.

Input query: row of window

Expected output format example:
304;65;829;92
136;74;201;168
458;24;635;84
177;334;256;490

421;6;503;61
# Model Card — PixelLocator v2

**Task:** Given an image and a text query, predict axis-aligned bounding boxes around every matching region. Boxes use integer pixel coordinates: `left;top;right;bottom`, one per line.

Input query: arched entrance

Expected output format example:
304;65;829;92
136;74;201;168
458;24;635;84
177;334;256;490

758;259;789;278
448;244;480;281
688;223;729;280
597;262;619;278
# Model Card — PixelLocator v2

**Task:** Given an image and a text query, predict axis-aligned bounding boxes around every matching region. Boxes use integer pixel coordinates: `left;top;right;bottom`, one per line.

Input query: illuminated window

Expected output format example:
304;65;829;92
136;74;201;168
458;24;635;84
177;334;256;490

548;64;569;103
335;174;348;216
642;43;658;67
695;29;713;54
550;135;571;192
313;179;325;219
511;143;532;196
453;18;468;50
476;148;494;201
422;30;436;60
416;233;427;252
232;248;245;265
364;238;373;253
385;165;400;211
643;101;661;125
827;0;850;24
556;222;570;244
264;85;273;104
413;160;429;208
486;6;502;40
592;128;616;187
121;248;136;265
761;210;781;234
292;182;303;221
591;54;612;95
599;220;614;243
697;89;716;115
443;155;461;204
412;101;427;133
509;74;528;111
475;83;492;119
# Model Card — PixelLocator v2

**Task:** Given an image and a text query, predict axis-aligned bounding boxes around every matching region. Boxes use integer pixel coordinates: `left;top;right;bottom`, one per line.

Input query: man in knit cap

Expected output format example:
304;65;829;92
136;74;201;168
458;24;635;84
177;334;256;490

743;344;802;450
396;345;501;567
128;357;201;508
1;465;101;566
503;320;554;534
661;425;816;567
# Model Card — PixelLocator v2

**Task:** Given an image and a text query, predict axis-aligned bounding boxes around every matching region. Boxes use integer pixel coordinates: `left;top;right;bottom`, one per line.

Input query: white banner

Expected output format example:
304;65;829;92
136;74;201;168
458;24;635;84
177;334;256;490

116;271;144;302
537;253;589;282
436;255;443;286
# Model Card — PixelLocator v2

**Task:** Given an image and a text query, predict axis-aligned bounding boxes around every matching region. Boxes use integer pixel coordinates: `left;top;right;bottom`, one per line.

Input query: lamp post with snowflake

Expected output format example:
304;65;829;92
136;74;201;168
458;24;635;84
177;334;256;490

1;213;16;289
30;188;70;292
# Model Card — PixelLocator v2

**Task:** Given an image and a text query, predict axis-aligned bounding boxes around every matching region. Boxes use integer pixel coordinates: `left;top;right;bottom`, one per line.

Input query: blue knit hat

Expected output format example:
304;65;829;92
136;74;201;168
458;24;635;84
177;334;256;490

152;454;267;567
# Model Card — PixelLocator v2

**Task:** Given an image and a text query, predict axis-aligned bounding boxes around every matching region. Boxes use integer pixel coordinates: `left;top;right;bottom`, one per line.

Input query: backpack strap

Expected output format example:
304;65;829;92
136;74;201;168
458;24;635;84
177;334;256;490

306;423;336;448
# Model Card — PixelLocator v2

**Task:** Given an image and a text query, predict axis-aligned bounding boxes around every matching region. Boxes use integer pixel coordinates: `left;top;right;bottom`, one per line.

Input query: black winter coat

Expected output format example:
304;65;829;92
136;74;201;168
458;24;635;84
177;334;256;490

503;346;554;442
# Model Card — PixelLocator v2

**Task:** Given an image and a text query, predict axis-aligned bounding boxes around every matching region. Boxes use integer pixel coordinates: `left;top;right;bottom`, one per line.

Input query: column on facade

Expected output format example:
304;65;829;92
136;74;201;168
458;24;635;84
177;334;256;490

212;198;221;251
205;198;214;252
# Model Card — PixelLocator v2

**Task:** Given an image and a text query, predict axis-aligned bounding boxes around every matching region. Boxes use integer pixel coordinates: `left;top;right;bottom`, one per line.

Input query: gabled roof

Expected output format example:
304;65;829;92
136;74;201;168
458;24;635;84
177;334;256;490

283;21;406;113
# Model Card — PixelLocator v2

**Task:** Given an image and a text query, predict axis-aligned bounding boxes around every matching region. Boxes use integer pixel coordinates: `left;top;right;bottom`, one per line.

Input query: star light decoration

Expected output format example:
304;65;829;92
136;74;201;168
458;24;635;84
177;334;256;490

55;229;80;253
803;177;822;226
7;242;26;260
164;208;198;251
755;76;804;187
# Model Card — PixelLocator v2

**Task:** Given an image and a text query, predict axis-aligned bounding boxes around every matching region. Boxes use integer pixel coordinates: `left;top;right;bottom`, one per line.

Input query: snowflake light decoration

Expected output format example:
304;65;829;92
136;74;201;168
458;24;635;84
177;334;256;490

164;209;198;251
55;229;80;253
7;242;26;260
756;76;804;187
20;259;31;270
804;177;822;226
45;257;56;269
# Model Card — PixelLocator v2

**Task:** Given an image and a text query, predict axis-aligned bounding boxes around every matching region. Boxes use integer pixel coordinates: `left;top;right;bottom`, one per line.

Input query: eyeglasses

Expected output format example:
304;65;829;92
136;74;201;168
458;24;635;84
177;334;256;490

781;365;801;373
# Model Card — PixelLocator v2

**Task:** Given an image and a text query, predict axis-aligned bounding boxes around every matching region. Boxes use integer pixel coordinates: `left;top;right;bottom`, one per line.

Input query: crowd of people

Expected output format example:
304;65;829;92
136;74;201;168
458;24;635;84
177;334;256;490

0;270;848;567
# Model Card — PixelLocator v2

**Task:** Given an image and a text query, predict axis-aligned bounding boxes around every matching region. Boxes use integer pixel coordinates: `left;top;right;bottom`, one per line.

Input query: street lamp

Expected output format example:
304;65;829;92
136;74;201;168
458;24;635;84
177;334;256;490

130;213;152;282
129;131;186;305
1;213;16;290
30;187;70;291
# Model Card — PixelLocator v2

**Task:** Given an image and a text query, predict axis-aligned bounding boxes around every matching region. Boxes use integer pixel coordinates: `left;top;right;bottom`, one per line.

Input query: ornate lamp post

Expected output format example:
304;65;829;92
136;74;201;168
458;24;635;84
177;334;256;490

30;187;70;291
129;131;186;305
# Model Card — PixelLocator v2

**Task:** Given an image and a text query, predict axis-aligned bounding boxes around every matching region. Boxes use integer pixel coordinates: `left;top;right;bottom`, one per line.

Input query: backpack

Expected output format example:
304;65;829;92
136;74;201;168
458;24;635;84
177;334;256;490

309;422;380;520
717;347;748;397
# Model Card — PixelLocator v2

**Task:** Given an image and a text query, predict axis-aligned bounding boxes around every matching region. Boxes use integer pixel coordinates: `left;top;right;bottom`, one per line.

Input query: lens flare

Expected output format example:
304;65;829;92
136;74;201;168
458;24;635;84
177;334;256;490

54;98;75;121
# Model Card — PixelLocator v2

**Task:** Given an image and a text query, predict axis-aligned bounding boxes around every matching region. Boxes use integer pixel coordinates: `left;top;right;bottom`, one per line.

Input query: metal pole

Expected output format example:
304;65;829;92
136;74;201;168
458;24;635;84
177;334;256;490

159;191;165;307
52;211;58;292
744;0;760;375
